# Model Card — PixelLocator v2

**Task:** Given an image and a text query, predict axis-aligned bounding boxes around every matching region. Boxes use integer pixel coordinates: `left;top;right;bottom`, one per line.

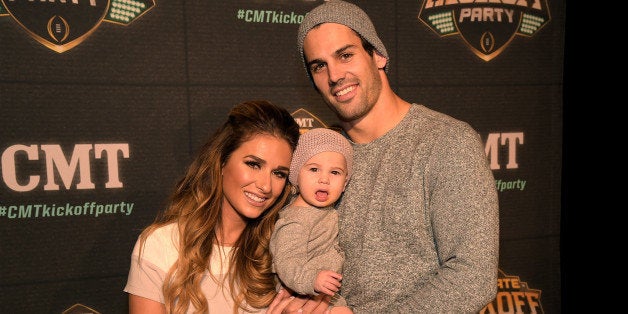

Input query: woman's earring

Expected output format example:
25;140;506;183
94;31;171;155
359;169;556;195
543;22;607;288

290;185;298;195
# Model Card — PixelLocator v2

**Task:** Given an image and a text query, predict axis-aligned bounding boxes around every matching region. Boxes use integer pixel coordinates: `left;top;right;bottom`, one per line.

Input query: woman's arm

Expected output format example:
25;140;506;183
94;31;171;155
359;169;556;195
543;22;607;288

129;294;166;314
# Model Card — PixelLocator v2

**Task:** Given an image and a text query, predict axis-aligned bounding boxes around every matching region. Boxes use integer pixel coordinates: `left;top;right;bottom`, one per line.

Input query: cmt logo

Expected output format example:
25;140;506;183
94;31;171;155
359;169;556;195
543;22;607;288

291;108;331;134
484;132;523;170
1;143;129;192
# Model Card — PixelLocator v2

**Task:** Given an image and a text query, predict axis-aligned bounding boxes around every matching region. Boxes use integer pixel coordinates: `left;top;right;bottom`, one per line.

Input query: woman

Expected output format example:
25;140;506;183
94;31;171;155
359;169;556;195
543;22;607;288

124;100;300;313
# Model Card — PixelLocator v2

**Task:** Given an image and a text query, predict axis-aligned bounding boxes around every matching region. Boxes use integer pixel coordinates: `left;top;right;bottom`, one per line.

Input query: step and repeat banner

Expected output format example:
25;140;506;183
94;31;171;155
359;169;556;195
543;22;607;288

0;0;564;313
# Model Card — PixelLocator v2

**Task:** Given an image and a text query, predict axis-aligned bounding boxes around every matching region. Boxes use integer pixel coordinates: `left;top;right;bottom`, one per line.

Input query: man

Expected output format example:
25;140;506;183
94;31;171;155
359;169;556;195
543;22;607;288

282;1;500;313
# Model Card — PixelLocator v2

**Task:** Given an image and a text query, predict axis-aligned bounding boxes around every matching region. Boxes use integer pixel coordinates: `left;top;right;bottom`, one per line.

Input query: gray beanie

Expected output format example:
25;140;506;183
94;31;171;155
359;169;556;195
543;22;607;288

289;128;353;186
297;0;389;81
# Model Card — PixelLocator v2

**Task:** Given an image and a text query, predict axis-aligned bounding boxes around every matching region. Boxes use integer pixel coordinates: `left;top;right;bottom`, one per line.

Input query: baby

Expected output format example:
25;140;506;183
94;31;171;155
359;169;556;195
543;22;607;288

270;128;353;311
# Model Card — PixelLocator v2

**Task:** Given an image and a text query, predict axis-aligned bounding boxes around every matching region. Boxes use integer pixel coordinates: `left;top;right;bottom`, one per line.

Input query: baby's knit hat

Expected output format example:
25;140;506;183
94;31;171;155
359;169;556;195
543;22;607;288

289;128;353;186
296;0;389;81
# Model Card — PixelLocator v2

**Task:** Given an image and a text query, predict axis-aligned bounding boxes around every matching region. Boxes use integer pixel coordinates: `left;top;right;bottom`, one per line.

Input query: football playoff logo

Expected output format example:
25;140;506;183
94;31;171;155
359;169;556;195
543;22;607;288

480;269;544;313
418;0;550;61
0;0;154;53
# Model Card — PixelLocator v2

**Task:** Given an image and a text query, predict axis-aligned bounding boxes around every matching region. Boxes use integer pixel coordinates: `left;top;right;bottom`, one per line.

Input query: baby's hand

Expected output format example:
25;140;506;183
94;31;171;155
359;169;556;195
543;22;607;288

314;270;342;296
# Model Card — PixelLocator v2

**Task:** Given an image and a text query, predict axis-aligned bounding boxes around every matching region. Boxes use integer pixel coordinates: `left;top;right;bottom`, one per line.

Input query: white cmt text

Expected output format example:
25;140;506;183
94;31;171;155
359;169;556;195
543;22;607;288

1;143;129;192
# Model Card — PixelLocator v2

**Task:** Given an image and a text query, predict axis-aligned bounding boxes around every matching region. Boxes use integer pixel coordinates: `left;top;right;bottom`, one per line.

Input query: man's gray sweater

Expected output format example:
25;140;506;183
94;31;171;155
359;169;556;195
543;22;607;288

338;104;499;313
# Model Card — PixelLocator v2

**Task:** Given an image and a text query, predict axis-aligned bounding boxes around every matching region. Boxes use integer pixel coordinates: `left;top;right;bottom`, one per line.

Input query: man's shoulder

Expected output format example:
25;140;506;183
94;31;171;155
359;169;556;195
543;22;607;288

411;104;463;124
410;103;475;134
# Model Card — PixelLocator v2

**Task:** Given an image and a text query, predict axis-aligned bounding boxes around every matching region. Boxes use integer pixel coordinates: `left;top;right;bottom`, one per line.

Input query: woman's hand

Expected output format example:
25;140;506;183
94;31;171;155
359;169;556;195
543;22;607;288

267;289;295;314
267;288;332;314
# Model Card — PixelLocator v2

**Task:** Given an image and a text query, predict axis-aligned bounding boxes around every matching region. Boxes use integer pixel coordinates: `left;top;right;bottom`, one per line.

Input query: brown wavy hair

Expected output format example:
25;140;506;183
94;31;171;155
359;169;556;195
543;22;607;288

137;100;300;313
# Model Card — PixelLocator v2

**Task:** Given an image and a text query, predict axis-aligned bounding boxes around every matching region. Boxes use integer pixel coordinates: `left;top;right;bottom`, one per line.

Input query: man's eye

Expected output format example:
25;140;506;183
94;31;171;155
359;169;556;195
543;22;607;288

340;53;353;60
311;63;325;73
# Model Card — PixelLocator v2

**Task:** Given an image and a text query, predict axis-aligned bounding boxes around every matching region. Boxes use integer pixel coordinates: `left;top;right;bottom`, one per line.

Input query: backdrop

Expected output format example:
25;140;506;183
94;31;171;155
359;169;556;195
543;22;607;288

0;0;565;313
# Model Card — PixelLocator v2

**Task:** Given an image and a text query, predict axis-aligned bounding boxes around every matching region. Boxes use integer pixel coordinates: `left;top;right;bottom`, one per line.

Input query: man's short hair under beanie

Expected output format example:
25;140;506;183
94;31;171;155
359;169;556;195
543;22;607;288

296;0;389;80
289;128;353;186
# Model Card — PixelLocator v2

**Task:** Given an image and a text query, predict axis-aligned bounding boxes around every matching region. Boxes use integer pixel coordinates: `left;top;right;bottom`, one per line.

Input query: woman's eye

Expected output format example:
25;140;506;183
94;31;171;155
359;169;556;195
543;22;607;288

245;161;260;169
274;171;288;179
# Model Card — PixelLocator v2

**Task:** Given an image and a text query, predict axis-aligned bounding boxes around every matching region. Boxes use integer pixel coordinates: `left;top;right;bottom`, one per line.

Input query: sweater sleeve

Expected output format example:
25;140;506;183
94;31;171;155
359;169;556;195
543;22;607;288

271;213;319;295
391;123;499;313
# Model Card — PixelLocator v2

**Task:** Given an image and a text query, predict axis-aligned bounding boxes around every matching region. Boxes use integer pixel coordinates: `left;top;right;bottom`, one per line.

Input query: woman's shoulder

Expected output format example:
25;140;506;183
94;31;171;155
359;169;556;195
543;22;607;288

133;222;180;271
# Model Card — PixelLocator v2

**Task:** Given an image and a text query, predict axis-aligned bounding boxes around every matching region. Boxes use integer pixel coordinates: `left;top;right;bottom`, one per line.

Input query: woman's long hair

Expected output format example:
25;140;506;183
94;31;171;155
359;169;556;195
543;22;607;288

137;100;300;313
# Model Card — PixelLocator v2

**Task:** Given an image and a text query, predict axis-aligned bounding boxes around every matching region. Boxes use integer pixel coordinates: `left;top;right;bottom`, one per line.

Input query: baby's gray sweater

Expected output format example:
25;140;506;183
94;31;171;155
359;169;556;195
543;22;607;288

338;104;499;313
270;203;344;296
